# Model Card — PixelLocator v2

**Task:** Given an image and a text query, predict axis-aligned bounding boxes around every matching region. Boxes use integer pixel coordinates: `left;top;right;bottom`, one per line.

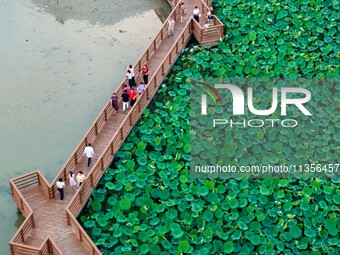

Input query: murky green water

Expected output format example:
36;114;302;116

0;0;170;253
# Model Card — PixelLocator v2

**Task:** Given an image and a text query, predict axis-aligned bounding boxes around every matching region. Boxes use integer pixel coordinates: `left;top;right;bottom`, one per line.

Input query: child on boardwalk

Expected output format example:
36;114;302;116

76;171;86;188
69;171;76;189
137;82;145;95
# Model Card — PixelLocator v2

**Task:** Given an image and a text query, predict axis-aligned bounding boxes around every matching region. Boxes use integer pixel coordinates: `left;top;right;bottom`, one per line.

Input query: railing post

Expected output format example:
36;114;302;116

146;87;149;100
129;114;132;126
161;29;163;40
138;100;141;113
176;42;178;53
154;76;157;88
200;29;203;42
79;190;83;204
104;108;107;121
20;229;25;242
169;52;172;65
9;244;14;255
31;214;36;228
37;172;41;185
64;168;69;187
110;143;114;155
120;128;124;140
95;123;98;135
10;182;14;196
20;197;24;211
138;60;141;72
153;40;156;51
66;211;71;226
147;50;149;61
182;32;184;44
161;63;164;75
74;152;78;164
90;173;94;187
79;230;83;242
101;158;104;171
85;137;88;147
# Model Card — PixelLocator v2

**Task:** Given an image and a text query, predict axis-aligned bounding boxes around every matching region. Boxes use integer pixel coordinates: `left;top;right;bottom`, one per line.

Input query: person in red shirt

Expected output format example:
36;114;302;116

130;88;137;107
141;64;149;85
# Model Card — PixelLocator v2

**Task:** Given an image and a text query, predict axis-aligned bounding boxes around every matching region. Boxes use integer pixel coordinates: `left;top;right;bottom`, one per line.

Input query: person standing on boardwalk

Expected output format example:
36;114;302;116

122;89;130;111
76;171;86;188
127;65;136;87
126;70;136;88
56;177;65;202
123;84;130;95
130;88;137;107
207;11;214;24
193;6;200;23
84;143;94;167
141;64;149;85
168;17;175;37
180;3;186;22
69;171;76;189
111;93;119;116
137;82;145;95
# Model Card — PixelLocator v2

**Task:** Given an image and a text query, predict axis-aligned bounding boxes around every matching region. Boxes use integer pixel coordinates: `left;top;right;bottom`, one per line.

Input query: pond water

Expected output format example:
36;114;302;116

0;0;170;253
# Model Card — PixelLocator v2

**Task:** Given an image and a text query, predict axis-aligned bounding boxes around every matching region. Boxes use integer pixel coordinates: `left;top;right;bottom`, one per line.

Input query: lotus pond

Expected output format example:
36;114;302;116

80;0;340;254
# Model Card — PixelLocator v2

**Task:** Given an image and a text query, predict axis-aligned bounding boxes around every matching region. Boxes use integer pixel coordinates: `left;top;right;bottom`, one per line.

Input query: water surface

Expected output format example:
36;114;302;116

0;0;170;253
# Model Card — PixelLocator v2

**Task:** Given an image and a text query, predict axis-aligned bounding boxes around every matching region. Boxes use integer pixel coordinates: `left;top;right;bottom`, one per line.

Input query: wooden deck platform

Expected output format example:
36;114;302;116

9;0;224;254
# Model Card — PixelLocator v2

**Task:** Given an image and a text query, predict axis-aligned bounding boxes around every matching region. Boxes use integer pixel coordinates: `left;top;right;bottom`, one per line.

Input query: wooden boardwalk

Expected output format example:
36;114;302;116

9;0;224;254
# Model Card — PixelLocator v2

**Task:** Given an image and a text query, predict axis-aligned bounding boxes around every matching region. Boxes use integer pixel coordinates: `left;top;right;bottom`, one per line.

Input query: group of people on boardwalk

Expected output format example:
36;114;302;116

111;64;149;115
56;171;86;203
56;143;94;202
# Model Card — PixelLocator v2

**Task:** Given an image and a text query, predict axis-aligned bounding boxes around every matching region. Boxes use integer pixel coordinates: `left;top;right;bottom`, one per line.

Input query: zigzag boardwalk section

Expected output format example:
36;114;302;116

9;0;223;254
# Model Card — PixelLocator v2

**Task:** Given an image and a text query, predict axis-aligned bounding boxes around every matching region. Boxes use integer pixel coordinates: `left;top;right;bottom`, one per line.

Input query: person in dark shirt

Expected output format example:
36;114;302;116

111;93;118;116
122;90;130;111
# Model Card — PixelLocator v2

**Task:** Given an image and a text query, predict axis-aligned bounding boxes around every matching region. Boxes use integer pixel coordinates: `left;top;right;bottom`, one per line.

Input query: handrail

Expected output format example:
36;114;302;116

66;209;102;255
9;212;35;252
10;235;63;255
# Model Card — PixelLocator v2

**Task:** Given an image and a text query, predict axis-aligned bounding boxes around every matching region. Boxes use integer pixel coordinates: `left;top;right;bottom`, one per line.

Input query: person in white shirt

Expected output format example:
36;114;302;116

76;171;86;188
193;6;200;23
168;18;175;37
56;178;65;202
127;65;136;87
84;143;94;167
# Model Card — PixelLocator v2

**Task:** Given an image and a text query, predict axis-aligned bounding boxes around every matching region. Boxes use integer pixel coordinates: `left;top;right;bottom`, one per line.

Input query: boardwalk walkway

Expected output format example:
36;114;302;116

9;0;224;254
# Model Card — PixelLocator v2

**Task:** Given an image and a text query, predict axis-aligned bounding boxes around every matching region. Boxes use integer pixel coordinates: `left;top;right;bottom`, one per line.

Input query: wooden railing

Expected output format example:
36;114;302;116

66;209;102;255
9;213;35;253
10;235;62;255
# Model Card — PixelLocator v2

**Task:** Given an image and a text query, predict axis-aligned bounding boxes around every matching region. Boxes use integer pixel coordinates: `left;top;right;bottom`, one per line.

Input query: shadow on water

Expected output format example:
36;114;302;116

14;211;25;230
